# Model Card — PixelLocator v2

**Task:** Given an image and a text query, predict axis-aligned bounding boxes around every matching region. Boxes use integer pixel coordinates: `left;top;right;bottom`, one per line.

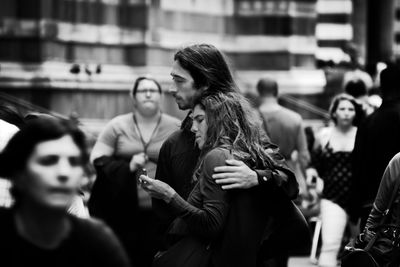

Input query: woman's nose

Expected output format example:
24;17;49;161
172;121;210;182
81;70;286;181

191;122;198;133
57;159;72;181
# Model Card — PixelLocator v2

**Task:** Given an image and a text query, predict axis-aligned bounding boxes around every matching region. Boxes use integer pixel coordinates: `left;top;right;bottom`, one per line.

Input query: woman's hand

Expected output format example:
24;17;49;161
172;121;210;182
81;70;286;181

129;152;148;172
139;175;176;203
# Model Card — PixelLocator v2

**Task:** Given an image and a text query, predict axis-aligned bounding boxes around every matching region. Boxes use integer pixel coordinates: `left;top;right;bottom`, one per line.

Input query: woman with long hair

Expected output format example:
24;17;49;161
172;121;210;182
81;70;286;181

307;93;362;267
141;92;303;267
0;117;130;266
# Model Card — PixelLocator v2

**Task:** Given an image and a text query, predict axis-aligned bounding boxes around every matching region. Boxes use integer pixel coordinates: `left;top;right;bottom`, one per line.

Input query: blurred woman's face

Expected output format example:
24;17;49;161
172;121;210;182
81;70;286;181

191;104;207;149
134;79;161;115
15;135;84;210
334;99;356;126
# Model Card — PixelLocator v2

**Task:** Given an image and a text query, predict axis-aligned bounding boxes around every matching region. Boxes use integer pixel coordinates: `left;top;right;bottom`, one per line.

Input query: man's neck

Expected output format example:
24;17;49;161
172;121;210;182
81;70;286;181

259;97;280;112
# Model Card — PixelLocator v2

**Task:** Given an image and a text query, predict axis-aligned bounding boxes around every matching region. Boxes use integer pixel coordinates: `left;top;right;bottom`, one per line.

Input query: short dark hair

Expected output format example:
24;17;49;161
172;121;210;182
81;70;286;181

344;80;367;98
0;117;88;178
131;76;162;96
380;62;400;98
174;43;238;94
256;77;278;97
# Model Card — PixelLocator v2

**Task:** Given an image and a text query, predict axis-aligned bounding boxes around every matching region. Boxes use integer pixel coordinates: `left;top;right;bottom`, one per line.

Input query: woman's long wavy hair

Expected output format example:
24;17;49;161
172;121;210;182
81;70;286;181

329;93;363;126
195;92;276;168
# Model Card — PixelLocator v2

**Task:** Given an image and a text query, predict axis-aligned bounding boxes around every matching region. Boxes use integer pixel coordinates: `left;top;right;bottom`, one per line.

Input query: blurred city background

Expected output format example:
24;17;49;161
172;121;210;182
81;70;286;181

1;1;398;266
1;0;397;134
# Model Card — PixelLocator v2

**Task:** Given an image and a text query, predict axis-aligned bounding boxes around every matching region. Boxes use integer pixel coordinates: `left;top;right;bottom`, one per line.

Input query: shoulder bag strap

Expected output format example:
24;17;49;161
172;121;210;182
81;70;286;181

365;176;400;251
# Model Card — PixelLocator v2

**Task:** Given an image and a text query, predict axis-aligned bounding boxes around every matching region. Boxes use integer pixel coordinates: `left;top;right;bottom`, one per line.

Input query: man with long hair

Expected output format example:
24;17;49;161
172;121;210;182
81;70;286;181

153;44;308;266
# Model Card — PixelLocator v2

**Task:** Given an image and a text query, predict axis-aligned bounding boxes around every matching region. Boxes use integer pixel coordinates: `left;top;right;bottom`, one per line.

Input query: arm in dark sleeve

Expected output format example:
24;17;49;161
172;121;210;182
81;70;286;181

153;139;177;236
348;125;365;222
254;164;299;200
255;142;299;200
88;156;137;219
361;153;400;243
92;156;132;187
167;149;230;240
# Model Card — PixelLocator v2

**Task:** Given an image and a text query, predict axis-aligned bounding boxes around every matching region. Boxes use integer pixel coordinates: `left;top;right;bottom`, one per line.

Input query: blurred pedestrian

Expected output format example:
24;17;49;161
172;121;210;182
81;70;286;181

307;93;362;267
0;117;131;267
349;62;400;231
25;112;89;218
88;76;180;266
344;79;372;119
0;105;24;208
257;77;310;196
0;118;19;208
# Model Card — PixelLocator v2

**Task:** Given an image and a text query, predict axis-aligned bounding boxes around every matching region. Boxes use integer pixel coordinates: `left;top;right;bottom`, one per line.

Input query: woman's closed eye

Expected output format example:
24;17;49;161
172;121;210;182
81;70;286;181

193;116;204;124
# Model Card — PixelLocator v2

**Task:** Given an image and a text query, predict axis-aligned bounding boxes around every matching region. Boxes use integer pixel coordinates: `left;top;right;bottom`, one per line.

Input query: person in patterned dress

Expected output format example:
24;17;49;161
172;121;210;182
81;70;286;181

306;93;363;267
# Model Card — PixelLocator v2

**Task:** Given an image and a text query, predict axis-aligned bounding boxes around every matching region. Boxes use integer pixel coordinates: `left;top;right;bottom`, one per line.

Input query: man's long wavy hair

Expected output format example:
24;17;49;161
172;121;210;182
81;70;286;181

174;43;239;94
195;92;276;169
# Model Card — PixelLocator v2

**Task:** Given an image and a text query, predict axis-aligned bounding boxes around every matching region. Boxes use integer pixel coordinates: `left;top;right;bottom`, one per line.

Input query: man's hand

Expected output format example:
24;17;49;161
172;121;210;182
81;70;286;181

212;159;258;190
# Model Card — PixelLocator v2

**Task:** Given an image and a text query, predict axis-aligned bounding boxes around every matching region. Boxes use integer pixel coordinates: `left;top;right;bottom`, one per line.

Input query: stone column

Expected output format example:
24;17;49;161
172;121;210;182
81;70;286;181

366;0;395;66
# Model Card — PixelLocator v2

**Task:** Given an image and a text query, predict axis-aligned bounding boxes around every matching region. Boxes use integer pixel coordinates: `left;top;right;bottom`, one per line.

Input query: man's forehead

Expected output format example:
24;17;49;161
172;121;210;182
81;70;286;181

171;60;190;78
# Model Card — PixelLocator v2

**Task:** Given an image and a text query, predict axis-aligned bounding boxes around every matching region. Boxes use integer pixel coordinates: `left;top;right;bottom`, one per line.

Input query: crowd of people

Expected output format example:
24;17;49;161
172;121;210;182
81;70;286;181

1;42;400;267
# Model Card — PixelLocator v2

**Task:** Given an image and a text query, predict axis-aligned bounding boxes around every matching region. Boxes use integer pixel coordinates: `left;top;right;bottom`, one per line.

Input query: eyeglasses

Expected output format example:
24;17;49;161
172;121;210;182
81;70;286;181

136;89;160;94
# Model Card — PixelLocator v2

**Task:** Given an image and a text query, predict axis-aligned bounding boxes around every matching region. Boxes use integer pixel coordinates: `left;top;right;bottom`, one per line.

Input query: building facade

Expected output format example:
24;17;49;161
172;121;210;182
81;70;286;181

0;0;395;123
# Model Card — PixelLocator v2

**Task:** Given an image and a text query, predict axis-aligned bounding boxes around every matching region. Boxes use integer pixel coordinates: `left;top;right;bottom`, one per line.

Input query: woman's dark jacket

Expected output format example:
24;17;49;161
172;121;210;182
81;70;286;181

154;117;310;266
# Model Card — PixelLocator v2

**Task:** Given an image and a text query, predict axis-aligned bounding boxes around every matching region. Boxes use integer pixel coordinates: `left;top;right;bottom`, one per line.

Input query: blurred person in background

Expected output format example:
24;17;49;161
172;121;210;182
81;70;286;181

257;77;310;197
344;79;373;119
0;117;131;267
88;76;180;267
307;93;362;267
349;62;400;231
25;112;90;218
0;115;20;208
0;104;24;208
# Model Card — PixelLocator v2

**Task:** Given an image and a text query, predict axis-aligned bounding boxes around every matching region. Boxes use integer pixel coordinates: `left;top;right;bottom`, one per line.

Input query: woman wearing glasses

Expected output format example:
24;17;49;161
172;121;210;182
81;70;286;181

89;76;180;267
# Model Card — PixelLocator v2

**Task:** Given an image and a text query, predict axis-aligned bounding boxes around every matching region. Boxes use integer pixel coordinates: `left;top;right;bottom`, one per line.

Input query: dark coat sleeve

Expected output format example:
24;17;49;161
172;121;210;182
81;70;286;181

167;149;231;240
74;217;133;267
152;138;180;244
87;155;139;257
361;153;400;243
255;142;299;200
